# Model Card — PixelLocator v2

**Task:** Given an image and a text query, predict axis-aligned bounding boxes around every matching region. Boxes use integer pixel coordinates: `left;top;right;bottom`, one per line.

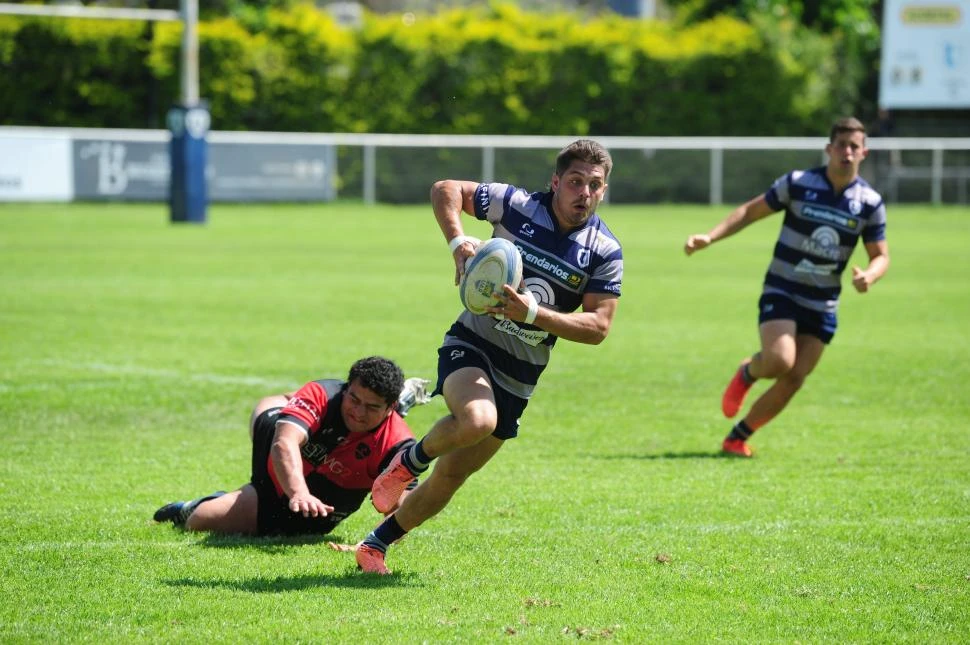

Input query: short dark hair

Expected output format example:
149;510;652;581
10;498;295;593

830;117;866;142
347;356;404;406
556;139;613;180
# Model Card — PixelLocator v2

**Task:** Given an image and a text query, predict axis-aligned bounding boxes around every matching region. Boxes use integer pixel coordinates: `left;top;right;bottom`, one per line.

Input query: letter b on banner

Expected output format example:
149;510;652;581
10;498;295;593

168;103;210;223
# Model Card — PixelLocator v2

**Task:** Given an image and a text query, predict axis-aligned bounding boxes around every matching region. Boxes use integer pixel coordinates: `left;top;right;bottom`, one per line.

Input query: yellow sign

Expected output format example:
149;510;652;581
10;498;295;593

901;5;962;24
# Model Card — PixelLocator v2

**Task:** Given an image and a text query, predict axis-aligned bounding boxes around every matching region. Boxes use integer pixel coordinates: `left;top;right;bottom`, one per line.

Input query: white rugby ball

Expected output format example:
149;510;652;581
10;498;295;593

459;237;523;315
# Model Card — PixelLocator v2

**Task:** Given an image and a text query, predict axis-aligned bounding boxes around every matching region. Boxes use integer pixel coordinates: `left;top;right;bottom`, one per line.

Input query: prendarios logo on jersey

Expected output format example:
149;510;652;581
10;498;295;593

513;241;584;289
801;204;859;232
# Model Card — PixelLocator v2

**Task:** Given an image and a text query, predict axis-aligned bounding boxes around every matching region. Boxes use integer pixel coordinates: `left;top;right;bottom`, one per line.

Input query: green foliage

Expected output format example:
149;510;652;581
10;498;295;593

148;7;356;131
150;0;304;22
667;0;879;36
241;6;356;132
0;3;853;134
668;0;882;121
0;16;153;126
339;5;835;136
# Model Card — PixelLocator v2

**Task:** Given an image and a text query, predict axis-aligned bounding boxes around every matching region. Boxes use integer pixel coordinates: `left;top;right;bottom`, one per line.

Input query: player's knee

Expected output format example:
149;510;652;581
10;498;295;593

759;353;796;378
182;496;224;532
454;404;498;440
251;395;286;417
249;395;288;431
183;502;232;533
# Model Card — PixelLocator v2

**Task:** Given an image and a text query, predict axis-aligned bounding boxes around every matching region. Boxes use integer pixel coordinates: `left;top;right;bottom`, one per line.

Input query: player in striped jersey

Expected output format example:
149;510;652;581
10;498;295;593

354;139;623;573
684;117;890;457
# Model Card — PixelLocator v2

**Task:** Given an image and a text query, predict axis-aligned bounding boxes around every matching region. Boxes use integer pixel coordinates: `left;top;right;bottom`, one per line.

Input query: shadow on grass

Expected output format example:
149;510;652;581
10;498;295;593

195;533;354;553
595;451;749;460
162;570;417;592
150;529;366;555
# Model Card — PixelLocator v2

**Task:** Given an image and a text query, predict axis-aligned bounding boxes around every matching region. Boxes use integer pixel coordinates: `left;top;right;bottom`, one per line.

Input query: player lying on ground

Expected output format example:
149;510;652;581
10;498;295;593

153;356;430;535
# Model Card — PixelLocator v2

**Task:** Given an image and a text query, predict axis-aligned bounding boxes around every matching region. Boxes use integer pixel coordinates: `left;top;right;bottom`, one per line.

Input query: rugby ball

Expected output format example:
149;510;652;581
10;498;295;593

459;237;523;315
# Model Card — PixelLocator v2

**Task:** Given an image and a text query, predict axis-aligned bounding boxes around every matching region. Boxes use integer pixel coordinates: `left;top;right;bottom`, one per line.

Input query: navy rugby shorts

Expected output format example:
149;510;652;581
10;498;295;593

434;344;528;440
758;293;837;344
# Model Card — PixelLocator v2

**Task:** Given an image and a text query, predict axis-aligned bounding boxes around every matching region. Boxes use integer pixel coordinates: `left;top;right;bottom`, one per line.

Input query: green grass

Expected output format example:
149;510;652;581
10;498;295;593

1;202;968;643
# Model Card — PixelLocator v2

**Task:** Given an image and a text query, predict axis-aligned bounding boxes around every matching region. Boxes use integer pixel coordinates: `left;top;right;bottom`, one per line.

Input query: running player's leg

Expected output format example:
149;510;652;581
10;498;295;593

358;436;504;574
363;361;509;571
722;318;796;418
723;318;797;455
184;484;259;534
372;360;498;513
723;291;800;418
397;435;504;530
754;319;798;378
423;366;499;456
742;333;826;430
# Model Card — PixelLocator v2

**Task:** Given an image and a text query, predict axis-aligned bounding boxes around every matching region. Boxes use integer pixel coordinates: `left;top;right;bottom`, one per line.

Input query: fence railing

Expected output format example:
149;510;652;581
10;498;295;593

4;127;970;205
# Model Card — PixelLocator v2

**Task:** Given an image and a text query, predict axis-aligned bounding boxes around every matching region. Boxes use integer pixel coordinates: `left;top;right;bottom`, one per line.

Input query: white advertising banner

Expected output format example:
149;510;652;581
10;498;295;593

879;0;970;108
0;133;73;201
71;139;338;202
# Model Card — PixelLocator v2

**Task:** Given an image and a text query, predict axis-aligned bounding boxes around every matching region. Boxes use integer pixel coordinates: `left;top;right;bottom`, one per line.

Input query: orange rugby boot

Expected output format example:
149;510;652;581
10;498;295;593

721;359;754;418
356;544;391;575
371;451;417;514
721;438;753;458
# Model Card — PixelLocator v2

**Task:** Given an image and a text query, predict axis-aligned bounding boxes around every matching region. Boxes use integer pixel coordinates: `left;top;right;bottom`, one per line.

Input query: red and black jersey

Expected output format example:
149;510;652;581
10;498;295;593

268;379;414;495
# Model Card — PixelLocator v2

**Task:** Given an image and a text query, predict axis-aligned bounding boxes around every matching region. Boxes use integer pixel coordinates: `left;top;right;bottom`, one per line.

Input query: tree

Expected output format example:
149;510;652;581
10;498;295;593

665;0;882;122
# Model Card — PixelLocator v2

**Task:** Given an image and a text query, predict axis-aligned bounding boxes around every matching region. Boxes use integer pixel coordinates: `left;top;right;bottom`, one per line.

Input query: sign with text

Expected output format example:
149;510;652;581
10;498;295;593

72;140;336;201
0;135;73;201
208;143;337;202
74;140;169;199
879;0;970;108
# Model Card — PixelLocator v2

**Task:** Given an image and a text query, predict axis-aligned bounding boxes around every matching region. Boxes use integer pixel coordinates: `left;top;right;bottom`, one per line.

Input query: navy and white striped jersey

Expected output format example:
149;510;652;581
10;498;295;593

442;182;623;399
762;166;887;313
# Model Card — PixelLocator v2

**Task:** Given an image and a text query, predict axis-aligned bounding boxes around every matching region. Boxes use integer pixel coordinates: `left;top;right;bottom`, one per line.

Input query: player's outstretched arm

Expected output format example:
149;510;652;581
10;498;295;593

684;195;775;255
270;422;335;518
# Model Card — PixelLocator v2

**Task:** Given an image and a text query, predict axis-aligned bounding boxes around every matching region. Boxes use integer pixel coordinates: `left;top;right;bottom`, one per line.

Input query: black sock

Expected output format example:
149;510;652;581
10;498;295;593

728;421;754;442
180;491;226;523
363;515;408;553
741;363;756;385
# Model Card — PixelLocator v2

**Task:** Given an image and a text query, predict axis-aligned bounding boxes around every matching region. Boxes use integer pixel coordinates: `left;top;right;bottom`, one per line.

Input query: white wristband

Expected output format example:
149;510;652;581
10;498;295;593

448;235;471;253
523;290;539;325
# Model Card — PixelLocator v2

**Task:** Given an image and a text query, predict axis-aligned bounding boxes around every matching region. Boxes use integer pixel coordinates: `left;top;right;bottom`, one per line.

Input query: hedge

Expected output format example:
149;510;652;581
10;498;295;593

0;2;840;136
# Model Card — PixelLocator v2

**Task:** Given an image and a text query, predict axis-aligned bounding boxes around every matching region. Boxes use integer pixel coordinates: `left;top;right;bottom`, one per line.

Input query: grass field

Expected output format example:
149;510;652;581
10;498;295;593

1;202;968;643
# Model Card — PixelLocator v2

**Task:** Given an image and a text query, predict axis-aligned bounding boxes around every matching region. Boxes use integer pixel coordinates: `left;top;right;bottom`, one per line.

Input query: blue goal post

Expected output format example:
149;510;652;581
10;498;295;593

0;1;207;223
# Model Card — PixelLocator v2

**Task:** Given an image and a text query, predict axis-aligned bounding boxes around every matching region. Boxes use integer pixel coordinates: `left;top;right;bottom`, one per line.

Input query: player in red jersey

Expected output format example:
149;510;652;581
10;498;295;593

153;356;430;536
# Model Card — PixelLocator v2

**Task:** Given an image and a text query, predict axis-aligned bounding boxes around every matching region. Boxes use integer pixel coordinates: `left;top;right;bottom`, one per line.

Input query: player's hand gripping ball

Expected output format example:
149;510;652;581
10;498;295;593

459;237;523;315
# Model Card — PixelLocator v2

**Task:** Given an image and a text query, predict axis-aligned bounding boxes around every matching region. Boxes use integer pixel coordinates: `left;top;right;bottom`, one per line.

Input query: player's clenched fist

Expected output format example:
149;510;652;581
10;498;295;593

684;234;712;256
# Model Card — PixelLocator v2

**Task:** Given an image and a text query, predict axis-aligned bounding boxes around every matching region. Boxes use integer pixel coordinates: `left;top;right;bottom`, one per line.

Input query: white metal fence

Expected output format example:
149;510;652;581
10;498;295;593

3;127;970;205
